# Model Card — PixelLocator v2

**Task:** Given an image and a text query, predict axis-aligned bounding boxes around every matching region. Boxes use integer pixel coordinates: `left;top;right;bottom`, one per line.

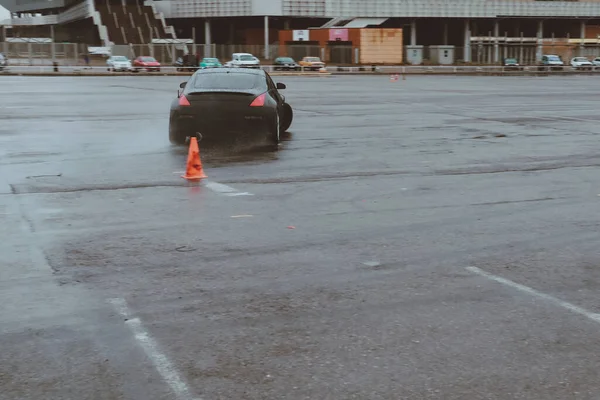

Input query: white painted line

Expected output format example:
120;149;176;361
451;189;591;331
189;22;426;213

108;298;201;400
204;180;253;197
465;267;600;324
231;214;253;218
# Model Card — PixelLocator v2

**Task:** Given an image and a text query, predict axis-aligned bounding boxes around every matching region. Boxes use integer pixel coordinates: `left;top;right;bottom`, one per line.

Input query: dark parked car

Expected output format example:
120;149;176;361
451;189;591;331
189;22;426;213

537;54;564;71
169;68;293;146
273;57;300;71
503;57;521;71
175;54;199;72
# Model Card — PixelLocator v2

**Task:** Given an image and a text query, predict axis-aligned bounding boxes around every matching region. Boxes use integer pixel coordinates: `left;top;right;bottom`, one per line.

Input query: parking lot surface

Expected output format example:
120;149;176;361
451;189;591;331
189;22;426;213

1;74;600;400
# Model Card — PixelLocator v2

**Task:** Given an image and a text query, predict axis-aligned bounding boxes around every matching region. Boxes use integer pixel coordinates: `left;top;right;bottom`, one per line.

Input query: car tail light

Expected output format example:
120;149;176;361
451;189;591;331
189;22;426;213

249;93;266;107
179;95;190;106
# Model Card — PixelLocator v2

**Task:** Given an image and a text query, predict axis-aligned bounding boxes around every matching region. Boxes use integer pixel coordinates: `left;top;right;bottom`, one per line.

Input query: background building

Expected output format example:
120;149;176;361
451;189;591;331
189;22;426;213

2;0;600;65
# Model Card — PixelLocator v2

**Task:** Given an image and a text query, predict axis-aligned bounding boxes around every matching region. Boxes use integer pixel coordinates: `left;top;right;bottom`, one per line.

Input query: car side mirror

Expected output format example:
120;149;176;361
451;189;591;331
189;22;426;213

179;81;187;89
276;82;286;90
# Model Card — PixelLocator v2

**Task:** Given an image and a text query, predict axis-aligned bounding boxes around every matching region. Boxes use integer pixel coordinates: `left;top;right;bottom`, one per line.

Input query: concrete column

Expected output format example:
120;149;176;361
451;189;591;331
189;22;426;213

519;32;524;64
464;19;471;62
536;20;543;63
410;20;417;46
284;19;290;30
264;16;269;59
192;26;196;51
2;26;7;55
229;22;235;44
50;25;55;62
443;22;448;45
580;20;586;56
493;20;499;63
204;19;211;58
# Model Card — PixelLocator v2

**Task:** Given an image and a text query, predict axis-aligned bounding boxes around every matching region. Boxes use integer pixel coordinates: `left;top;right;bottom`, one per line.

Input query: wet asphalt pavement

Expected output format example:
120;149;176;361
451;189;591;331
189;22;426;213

2;74;600;400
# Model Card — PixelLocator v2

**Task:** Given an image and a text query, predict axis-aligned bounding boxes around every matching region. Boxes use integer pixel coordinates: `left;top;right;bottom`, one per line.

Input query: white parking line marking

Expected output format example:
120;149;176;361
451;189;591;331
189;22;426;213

466;267;600;324
204;180;253;196
109;298;201;400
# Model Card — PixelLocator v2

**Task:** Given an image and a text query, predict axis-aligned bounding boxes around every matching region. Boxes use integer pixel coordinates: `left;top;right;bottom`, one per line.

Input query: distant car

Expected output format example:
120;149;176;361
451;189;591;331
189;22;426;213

106;55;132;72
175;55;199;72
538;54;564;71
502;57;521;71
273;57;300;71
570;57;593;70
200;57;222;68
169;68;293;146
593;57;600;67
224;53;260;69
0;53;7;71
299;56;325;71
133;56;161;72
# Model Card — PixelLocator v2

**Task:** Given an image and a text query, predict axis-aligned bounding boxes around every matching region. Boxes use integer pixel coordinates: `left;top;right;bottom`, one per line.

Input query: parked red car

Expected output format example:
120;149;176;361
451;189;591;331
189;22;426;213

133;56;161;72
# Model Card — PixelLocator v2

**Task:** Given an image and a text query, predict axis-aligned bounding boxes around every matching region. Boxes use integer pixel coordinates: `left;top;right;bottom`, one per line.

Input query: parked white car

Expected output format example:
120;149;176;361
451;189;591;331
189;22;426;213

224;53;261;69
107;55;133;72
570;57;593;70
592;57;600;66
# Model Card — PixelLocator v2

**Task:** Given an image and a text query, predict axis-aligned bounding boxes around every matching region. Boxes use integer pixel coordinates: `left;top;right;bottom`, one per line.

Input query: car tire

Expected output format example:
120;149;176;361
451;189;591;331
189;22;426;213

281;103;293;132
269;111;280;145
169;119;186;145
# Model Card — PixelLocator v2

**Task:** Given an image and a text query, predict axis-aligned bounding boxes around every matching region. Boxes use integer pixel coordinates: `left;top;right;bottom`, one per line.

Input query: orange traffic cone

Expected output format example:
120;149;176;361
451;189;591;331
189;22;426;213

181;136;207;181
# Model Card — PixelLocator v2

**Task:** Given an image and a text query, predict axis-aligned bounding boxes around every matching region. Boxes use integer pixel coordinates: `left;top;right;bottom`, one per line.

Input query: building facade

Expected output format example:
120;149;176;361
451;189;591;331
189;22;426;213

2;0;600;64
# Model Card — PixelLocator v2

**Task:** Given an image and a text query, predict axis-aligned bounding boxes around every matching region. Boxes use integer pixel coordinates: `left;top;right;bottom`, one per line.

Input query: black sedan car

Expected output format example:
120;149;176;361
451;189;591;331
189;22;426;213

169;68;293;145
273;57;300;71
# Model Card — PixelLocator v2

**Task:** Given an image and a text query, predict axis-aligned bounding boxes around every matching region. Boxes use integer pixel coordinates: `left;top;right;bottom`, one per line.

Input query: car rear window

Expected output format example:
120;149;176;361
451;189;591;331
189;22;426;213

191;73;265;90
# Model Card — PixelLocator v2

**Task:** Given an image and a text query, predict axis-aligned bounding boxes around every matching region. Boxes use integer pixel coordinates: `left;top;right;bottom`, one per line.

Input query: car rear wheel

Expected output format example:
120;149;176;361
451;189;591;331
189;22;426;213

169;116;186;145
281;103;293;132
270;111;280;145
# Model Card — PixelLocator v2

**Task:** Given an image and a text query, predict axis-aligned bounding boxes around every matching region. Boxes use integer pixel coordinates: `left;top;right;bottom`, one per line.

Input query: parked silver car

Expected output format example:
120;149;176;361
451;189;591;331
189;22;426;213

0;53;7;71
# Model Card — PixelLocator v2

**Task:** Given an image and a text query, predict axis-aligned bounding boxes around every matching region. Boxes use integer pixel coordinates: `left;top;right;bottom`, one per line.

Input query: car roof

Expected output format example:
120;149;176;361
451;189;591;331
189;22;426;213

194;68;265;76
